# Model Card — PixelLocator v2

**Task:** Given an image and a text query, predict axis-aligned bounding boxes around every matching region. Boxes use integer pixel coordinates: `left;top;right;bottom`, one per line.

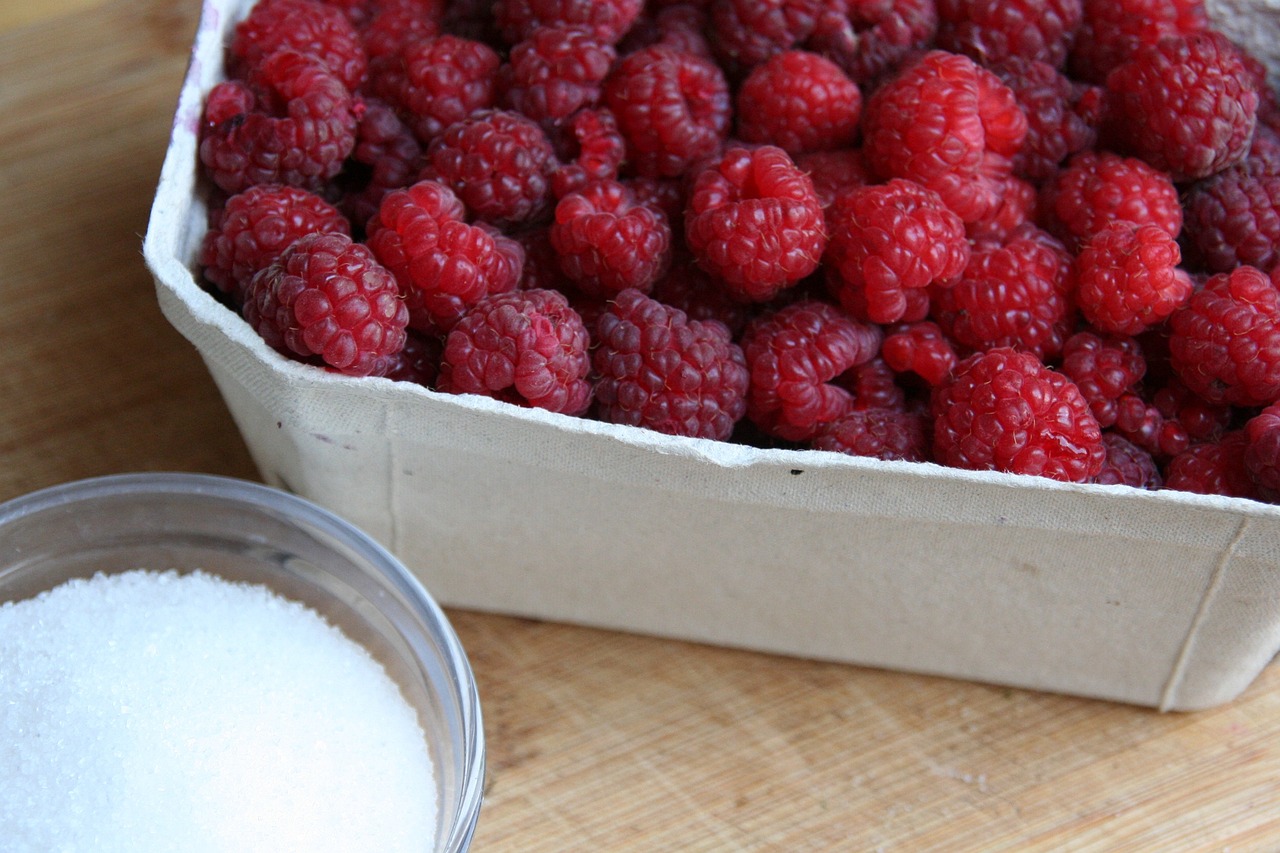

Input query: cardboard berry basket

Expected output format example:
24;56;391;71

145;0;1280;711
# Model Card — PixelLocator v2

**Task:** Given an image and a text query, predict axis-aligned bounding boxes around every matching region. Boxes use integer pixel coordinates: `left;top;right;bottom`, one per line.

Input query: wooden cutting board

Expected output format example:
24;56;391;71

3;1;1280;850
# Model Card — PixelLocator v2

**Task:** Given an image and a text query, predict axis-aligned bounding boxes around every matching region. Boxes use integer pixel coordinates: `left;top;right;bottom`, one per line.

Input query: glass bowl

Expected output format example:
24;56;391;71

0;472;484;852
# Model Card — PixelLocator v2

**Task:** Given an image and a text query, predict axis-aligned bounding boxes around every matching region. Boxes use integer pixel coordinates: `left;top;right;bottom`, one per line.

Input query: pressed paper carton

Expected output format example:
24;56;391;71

144;0;1280;710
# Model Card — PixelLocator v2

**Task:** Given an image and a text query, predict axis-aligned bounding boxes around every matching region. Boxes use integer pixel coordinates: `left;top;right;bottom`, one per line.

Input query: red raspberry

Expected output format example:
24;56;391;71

1164;431;1258;498
649;249;753;337
806;0;937;87
242;232;408;377
1169;265;1280;407
1182;153;1280;275
882;321;958;387
231;0;368;93
200;184;350;304
1071;224;1192;336
1093;433;1162;489
200;49;359;195
707;0;822;73
823;178;969;324
735;50;862;155
685;146;826;303
931;347;1104;482
1069;0;1208;85
965;175;1037;243
501;27;617;129
990;57;1101;183
337;97;424;232
366;180;524;332
1152;378;1231;444
1038;151;1182;253
378;329;443;388
935;0;1083;68
793;148;872;208
812;407;929;462
370;35;499;145
419;109;557;227
437;288;593;415
862;51;1027;225
1244;403;1280;493
1104;31;1258;182
494;0;643;45
359;0;442;64
592;289;749;439
741;300;882;442
602;47;732;178
550;179;672;298
622;175;685;227
618;3;714;60
931;225;1074;361
1058;331;1146;428
835;356;907;411
1113;391;1191;459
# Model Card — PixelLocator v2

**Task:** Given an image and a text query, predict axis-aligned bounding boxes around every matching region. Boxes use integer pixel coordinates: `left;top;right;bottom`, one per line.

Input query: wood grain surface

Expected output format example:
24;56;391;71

2;1;1279;850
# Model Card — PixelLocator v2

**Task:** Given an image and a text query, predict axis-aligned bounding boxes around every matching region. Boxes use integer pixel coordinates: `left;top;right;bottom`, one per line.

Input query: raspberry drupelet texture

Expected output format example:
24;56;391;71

420;109;557;227
358;0;443;64
242;232;408;377
1038;151;1182;253
493;0;644;45
1104;31;1258;182
550;179;672;298
881;321;958;387
501;26;617;129
990;57;1101;183
592;289;750;440
734;50;862;155
649;251;753;337
1058;331;1146;428
823;178;969;325
370;34;500;145
1169;265;1280;407
549;108;627;199
200;184;351;305
437;288;593;414
366;180;524;332
200;49;359;195
1164;431;1259;498
836;355;907;411
618;3;713;60
1093;432;1162;489
1069;0;1208;84
1245;403;1280;493
602;46;732;179
861;50;1027;225
811;406;929;462
965;175;1037;243
931;347;1104;482
1113;390;1192;459
338;97;424;233
707;0;822;74
684;145;827;303
1071;223;1192;336
230;0;368;92
794;148;873;208
935;0;1083;69
806;0;937;87
741;300;883;442
1182;152;1280;275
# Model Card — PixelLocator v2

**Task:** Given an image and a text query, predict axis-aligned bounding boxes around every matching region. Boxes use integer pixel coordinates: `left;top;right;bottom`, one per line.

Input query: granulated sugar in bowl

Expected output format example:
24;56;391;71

0;473;484;852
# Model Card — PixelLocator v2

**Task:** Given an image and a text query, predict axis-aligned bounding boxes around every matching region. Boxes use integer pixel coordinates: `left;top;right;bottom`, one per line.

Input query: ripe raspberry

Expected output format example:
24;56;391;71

370;34;499;145
1093;433;1162;489
366;180;523;332
861;51;1027;225
1071;224;1192;336
935;0;1083;68
200;184;350;304
420;109;557;226
437;288;592;415
603;47;732;178
931;347;1104;482
1104;31;1258;182
1038;151;1182;253
649;249;753;337
823;178;969;325
1164;431;1258;498
931;225;1074;361
550;179;672;298
493;0;644;45
549;108;627;199
685;146;826;303
735;50;862;155
882;321;958;387
592;289;749;439
1069;0;1208;85
337;97;423;232
1152;378;1231;444
805;0;937;87
1058;332;1146;428
812;407;929;462
741;300;882;442
964;175;1037;243
835;355;907;411
707;0;822;73
200;49;358;195
242;232;408;377
1244;404;1280;493
501;27;617;128
793;148;872;208
378;329;443;388
1181;153;1280;275
231;0;368;92
359;0;442;63
990;57;1101;183
1169;265;1280;407
1113;391;1191;459
618;3;713;60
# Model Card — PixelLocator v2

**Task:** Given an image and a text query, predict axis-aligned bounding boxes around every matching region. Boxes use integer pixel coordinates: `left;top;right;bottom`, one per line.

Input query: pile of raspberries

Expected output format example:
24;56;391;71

197;0;1280;500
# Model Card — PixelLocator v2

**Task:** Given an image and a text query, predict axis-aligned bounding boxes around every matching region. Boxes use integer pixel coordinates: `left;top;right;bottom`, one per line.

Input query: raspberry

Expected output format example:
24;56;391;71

741;300;882;442
1071;224;1192;336
437;288;593;414
1038;151;1182;253
420;109;557;226
793;148;872;208
735;50;862;155
337;97;424;232
200;184;350;304
494;0;644;45
806;0;937;87
931;347;1104;482
618;3;714;60
882;321;958;387
1068;0;1208;85
242;232;408;376
378;329;443;388
1152;378;1231;443
549;108;628;199
359;0;442;63
1168;265;1280;407
602;46;732;178
1181;152;1280;275
1164;431;1258;498
823;178;969;325
990;57;1101;183
935;0;1083;68
366;180;523;332
1093;433;1162;489
931;225;1074;361
550;179;672;298
1113;391;1191;458
649;249;753;337
812;407;929;462
684;146;826;303
1244;404;1280;493
965;175;1036;243
370;34;500;145
861;51;1027;225
835;355;907;411
707;0;822;73
1058;332;1146;428
231;0;368;92
200;49;359;195
501;27;617;129
592;289;749;439
1104;31;1258;182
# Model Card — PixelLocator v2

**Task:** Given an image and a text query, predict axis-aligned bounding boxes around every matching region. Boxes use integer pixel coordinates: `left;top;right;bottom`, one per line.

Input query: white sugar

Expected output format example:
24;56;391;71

0;569;438;852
